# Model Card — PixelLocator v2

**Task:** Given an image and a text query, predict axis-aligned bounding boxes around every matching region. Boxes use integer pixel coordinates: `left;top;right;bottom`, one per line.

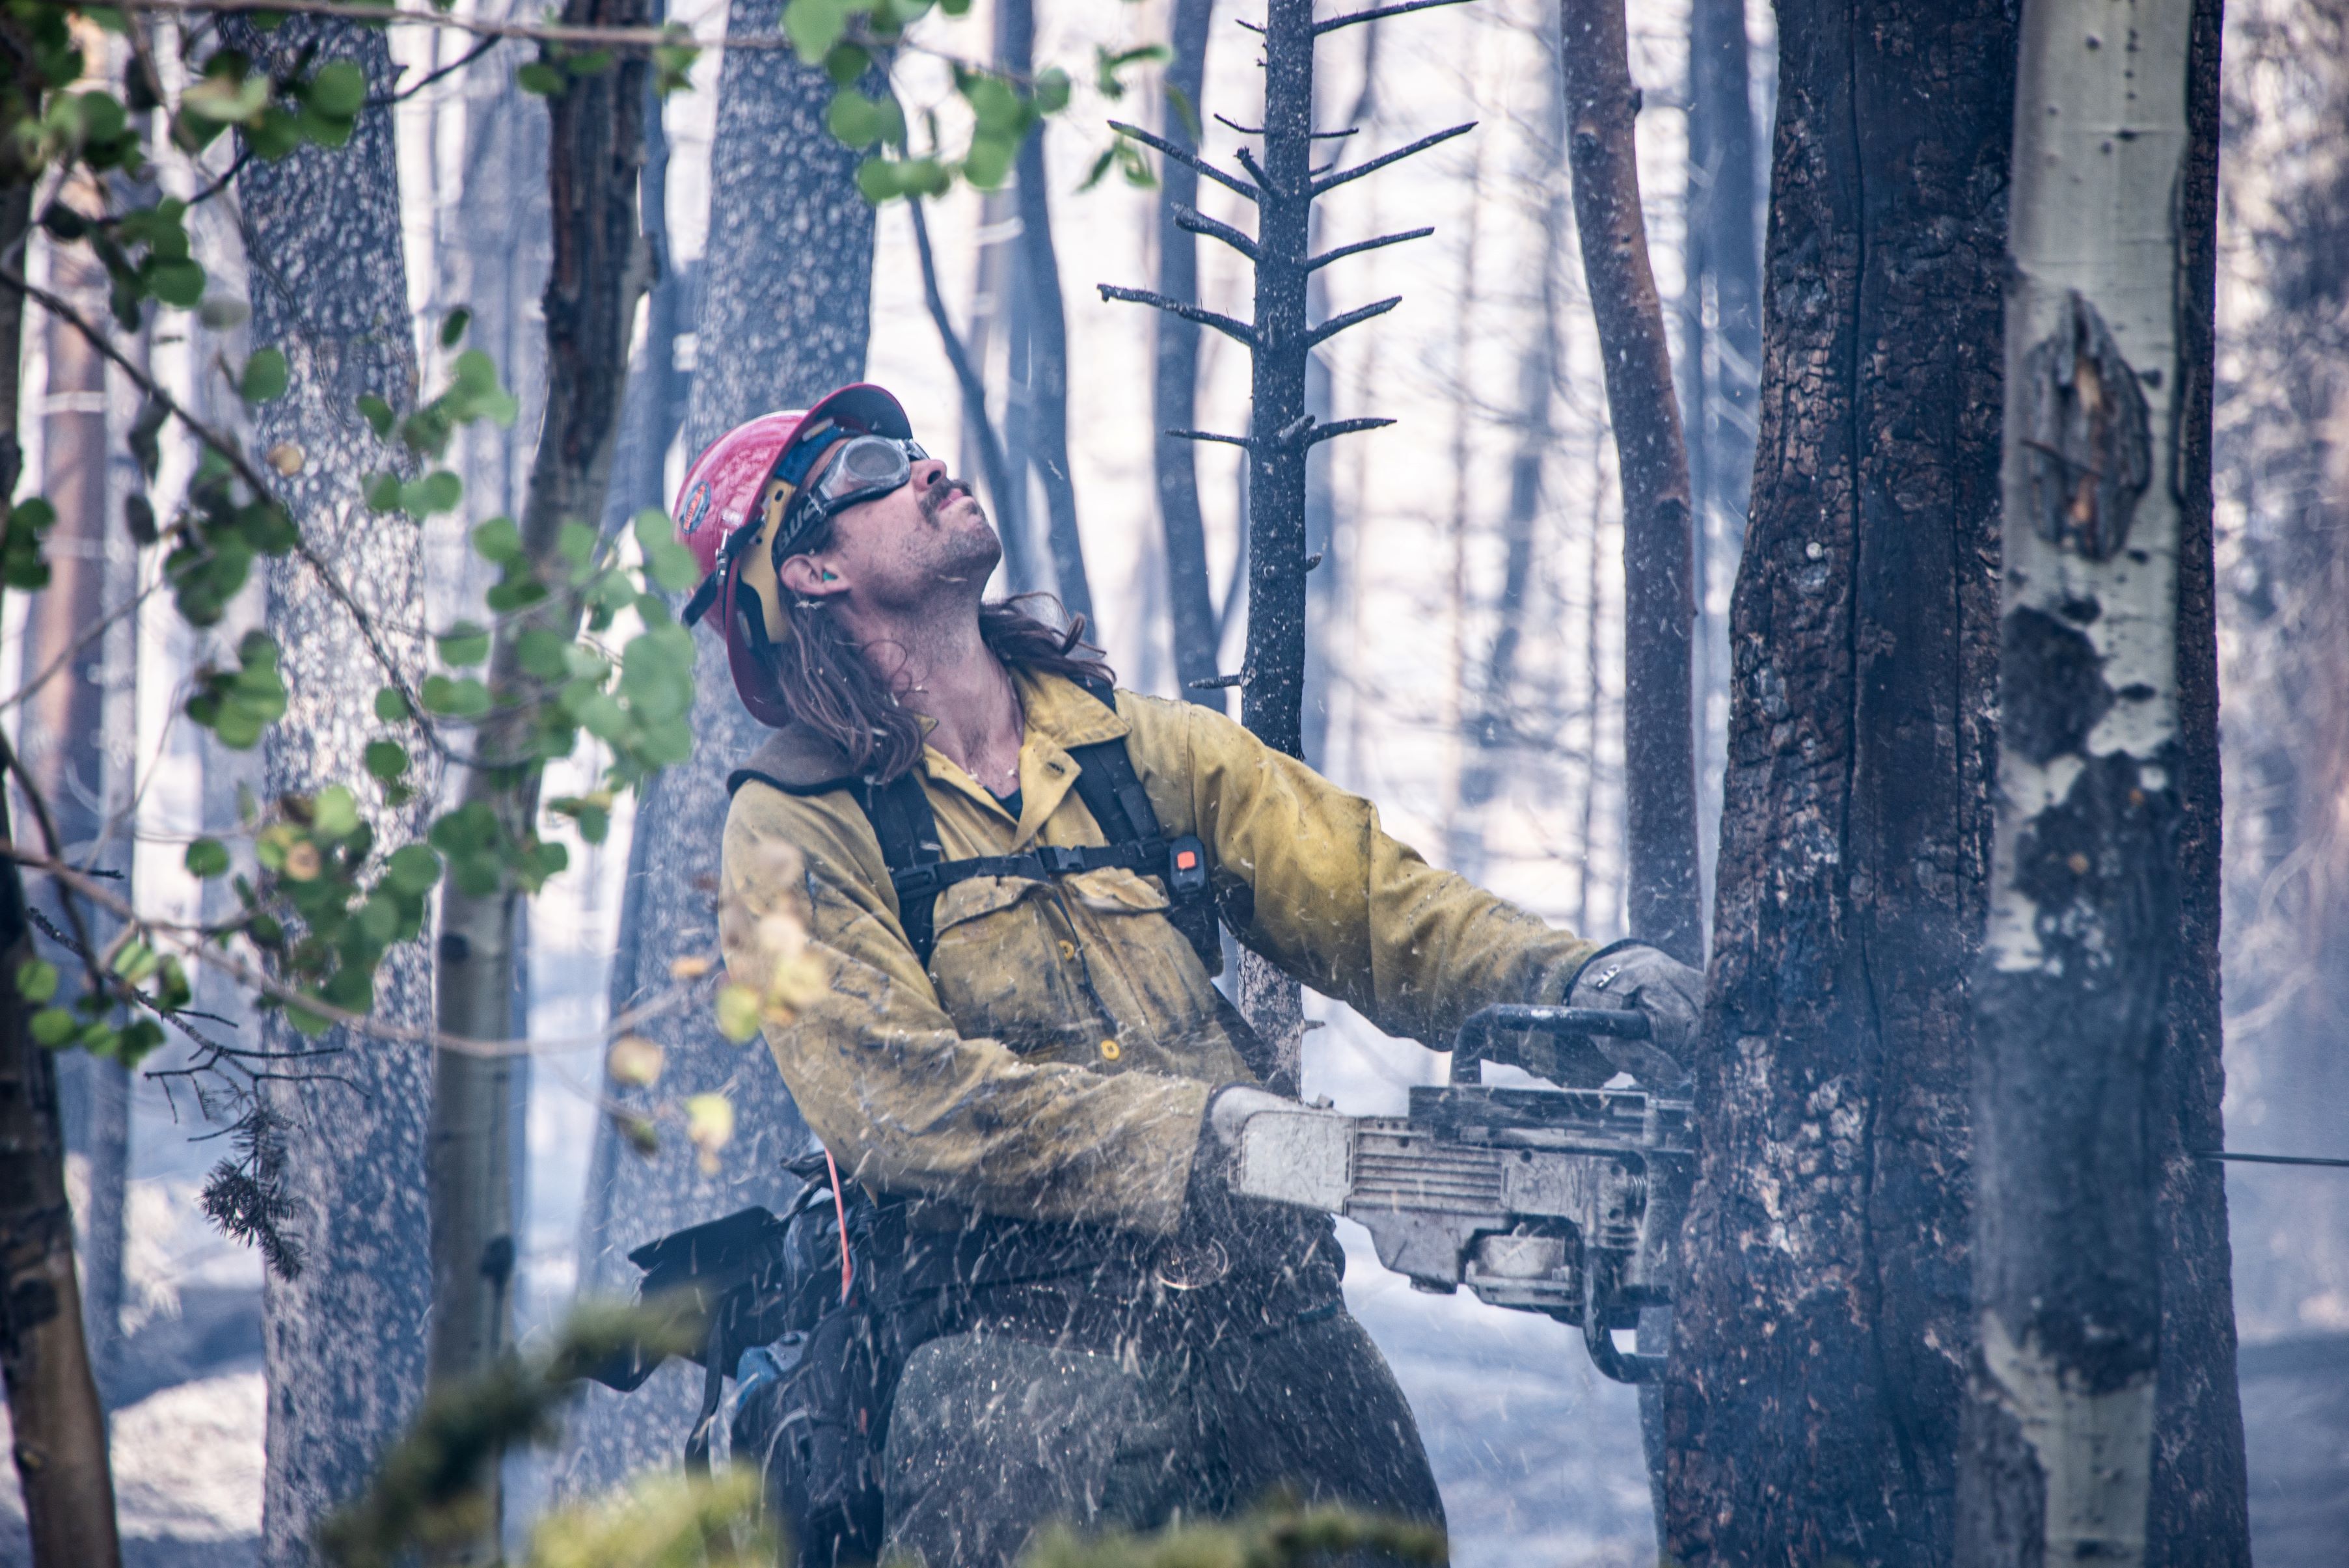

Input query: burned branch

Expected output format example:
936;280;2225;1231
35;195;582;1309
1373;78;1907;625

1096;284;1259;345
1312;120;1475;196
1175;204;1261;262
1107;119;1260;202
1314;0;1474;36
1308;226;1435;271
1307;295;1402;347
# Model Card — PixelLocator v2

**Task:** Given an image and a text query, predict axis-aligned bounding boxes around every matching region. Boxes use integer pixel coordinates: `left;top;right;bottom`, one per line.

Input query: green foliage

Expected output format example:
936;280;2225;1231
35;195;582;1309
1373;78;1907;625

319;1303;715;1568
780;0;1151;200
184;631;288;751
1;499;59;591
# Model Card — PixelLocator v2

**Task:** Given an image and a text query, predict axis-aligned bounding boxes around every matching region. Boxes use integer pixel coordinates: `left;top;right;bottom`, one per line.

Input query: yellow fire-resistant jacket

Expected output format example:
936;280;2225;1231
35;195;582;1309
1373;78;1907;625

718;668;1601;1238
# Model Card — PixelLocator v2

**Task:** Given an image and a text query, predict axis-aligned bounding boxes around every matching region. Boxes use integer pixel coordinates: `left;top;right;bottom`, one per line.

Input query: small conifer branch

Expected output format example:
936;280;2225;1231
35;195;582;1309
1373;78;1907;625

1309;226;1436;271
1098;284;1260;347
1107;120;1260;203
1313;120;1476;196
1307;295;1404;347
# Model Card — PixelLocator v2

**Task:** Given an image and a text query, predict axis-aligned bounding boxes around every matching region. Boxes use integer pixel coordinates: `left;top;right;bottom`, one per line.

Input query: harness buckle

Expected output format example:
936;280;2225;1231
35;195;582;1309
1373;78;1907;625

1166;835;1210;899
1032;845;1089;875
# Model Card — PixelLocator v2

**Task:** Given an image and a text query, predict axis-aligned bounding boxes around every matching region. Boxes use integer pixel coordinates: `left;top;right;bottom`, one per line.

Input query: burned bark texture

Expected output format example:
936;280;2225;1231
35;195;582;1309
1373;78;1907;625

231;23;435;1566
562;0;866;1491
1661;1;2012;1561
2144;8;2248;1558
1558;0;1702;966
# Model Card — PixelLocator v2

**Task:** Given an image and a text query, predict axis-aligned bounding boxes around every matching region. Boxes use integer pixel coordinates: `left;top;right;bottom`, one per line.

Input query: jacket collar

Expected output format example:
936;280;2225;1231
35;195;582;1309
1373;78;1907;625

729;667;1123;796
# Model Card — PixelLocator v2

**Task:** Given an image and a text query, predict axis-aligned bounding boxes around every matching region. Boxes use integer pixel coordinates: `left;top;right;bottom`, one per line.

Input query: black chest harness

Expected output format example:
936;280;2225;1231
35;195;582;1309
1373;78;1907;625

729;679;1222;973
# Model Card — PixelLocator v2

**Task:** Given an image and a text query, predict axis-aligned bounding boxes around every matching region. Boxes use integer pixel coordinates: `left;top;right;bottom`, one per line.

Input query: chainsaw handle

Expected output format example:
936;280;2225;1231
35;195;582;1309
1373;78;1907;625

1448;1004;1653;1083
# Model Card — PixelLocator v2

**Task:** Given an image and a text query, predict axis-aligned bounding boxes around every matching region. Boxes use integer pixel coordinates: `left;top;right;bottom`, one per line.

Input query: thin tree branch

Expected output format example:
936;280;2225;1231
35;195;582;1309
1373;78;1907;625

1307;294;1402;347
1234;143;1278;196
1108;120;1259;203
1308;225;1434;271
117;0;750;52
1312;120;1476;196
1314;0;1475;35
366;32;502;107
1174;204;1259;262
1165;427;1254;448
1097;284;1258;346
1214;114;1357;139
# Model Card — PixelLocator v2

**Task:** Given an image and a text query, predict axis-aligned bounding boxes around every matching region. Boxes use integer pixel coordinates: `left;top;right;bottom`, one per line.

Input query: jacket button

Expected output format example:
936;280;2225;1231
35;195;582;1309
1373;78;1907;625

1098;1039;1121;1061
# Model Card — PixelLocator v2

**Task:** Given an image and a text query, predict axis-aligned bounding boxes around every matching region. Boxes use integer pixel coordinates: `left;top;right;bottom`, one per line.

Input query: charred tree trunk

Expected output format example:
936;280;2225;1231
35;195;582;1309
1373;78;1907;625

232;23;436;1567
999;0;1092;628
562;0;865;1491
0;166;122;1568
1660;0;2012;1561
1156;0;1219;700
909;196;1032;591
428;5;650;1552
1558;0;1701;966
1957;1;2246;1562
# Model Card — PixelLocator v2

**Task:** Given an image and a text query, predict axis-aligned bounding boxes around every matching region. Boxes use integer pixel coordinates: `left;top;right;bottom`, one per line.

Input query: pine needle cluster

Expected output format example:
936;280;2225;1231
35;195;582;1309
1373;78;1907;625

198;1100;303;1280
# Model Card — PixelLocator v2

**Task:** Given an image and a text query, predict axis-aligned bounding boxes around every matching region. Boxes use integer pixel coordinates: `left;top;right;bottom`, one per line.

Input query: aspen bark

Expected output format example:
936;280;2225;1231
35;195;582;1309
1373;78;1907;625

1957;1;2246;1562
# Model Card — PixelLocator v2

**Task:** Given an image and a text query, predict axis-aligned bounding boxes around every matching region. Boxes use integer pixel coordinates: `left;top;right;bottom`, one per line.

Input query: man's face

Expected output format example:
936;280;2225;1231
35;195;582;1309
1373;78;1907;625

794;444;1000;611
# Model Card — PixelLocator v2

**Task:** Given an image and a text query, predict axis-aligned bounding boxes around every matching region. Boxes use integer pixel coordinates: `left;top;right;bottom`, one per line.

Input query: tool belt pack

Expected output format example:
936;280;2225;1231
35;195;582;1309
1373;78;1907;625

588;1154;1342;1568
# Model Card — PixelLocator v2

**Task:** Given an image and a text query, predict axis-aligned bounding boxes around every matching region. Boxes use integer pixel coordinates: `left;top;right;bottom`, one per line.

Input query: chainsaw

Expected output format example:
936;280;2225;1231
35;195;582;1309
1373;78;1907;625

1227;1005;1694;1383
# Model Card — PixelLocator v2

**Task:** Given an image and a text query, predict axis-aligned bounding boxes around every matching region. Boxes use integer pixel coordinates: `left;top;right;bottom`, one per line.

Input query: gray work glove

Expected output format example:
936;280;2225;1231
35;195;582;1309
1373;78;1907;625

1567;941;1704;1087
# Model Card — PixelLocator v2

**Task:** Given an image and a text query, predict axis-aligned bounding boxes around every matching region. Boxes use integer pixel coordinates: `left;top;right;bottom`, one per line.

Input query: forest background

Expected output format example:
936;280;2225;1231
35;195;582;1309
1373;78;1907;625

0;0;2343;1563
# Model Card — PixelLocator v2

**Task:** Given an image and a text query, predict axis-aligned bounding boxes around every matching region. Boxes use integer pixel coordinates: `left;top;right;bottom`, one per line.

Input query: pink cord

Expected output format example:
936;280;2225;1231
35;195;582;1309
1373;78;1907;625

824;1148;854;1302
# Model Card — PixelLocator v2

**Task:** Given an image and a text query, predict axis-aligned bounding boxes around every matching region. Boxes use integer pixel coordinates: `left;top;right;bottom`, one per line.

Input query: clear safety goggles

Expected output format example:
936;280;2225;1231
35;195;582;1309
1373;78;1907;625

776;432;929;554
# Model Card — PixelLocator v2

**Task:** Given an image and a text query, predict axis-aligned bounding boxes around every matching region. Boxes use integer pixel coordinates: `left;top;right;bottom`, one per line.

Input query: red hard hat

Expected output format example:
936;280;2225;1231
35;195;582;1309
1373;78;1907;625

673;383;914;729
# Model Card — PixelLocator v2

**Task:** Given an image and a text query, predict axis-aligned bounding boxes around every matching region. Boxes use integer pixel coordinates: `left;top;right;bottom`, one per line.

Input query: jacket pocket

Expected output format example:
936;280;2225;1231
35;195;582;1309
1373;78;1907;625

926;876;1094;1053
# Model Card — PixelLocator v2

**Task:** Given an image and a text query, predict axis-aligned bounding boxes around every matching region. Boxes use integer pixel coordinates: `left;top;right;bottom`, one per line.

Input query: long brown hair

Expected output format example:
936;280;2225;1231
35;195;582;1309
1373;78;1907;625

757;526;1113;782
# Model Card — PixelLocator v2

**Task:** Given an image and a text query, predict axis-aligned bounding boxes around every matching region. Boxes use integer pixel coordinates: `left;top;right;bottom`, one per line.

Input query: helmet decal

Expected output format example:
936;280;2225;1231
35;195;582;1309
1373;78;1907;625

679;478;714;536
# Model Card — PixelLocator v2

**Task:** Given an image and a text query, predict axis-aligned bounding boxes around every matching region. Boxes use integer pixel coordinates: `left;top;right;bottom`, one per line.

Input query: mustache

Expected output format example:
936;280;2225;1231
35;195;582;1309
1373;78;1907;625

917;475;979;522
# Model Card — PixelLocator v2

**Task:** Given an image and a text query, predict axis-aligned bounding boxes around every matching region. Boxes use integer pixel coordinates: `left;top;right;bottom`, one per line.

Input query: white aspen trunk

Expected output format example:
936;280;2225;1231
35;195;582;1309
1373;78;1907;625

1961;2;2200;1563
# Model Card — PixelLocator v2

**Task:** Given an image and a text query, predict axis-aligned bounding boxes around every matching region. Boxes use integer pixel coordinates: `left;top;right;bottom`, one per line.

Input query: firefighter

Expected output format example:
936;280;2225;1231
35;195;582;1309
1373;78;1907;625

687;385;1703;1566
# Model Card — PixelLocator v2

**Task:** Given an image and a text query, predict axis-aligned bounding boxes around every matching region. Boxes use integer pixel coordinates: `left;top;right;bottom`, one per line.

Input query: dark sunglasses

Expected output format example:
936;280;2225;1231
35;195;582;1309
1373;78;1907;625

775;432;929;555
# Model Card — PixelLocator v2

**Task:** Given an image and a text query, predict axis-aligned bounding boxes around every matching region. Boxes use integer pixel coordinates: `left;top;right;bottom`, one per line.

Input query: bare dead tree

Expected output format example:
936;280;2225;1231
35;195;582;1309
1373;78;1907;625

1558;0;1701;966
1102;0;1468;1077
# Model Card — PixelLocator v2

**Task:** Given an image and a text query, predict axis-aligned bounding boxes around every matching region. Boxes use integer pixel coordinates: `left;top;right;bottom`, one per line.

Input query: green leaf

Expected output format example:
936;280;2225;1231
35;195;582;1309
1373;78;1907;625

1035;66;1072;116
827;88;889;149
312;785;360;841
185;838;231;878
374;685;413;723
783;0;853;64
963;132;1016;191
822;42;871;87
147;258;207;308
401;470;463;517
472;517;524;563
439;306;471;347
421;674;493;719
365;472;403;513
29;1008;75;1048
436;619;491;667
239;347;288;403
303;59;366;119
14;960;58;1005
383;844;444;896
357;393;396;437
1079;144;1119;193
364;740;410;780
517;61;564;96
